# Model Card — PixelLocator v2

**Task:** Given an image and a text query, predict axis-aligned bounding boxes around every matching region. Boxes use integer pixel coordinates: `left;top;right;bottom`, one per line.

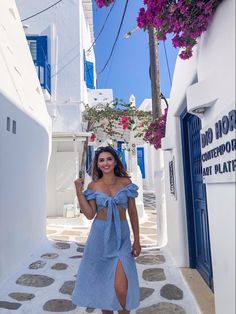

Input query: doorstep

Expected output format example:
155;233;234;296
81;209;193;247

181;268;215;314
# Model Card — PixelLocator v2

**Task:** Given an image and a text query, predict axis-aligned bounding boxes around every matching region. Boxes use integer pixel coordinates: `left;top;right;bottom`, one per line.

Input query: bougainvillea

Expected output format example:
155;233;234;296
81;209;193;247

83;100;152;142
143;108;168;149
83;100;168;150
96;0;222;59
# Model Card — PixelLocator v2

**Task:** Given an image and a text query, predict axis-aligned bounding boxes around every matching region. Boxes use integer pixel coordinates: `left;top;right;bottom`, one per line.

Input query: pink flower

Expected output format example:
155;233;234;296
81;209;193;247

90;133;96;142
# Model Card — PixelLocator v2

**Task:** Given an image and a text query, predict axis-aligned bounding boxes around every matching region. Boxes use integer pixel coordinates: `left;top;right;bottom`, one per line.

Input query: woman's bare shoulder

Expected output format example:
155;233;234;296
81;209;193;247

119;177;132;186
87;181;97;189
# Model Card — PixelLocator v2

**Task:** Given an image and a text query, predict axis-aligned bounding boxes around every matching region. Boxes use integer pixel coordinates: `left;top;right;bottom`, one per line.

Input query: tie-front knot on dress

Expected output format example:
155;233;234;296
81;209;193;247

72;183;140;311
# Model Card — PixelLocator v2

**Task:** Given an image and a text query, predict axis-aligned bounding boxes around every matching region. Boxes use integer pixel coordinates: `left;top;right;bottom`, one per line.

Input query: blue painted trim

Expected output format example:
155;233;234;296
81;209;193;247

26;35;51;94
83;50;95;89
180;109;197;268
137;147;145;179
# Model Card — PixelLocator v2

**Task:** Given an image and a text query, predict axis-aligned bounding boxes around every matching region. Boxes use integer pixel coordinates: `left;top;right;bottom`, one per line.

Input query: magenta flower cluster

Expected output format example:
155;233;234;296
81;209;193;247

96;0;222;59
96;0;114;8
143;108;168;150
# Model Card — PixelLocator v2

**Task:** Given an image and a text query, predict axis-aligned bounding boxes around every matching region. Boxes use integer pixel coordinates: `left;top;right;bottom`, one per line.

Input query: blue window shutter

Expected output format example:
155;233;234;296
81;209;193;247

26;35;51;94
85;61;95;89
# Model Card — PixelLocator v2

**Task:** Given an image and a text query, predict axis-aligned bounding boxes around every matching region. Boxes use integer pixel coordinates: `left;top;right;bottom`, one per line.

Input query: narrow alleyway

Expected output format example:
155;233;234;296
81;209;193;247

0;193;200;313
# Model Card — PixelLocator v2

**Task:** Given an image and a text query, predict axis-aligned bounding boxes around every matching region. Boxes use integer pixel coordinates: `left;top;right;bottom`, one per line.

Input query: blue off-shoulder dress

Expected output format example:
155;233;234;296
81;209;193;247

72;183;140;311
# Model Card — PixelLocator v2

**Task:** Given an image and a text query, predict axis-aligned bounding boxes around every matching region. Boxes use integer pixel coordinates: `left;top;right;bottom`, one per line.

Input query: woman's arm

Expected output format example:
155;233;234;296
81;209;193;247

127;198;141;257
74;179;96;220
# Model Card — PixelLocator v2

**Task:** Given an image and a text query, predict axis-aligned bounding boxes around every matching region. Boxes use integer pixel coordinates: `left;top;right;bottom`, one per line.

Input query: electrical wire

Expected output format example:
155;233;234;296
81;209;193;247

163;41;172;86
97;0;129;77
21;0;63;22
87;1;116;53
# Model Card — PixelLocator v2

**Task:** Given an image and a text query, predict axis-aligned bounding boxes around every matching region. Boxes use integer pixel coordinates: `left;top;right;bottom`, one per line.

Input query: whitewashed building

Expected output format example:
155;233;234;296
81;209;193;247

0;0;51;284
162;0;235;313
17;0;96;217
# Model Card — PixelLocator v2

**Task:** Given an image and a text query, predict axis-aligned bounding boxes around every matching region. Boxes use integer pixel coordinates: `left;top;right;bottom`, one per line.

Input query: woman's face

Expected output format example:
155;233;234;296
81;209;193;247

97;152;116;175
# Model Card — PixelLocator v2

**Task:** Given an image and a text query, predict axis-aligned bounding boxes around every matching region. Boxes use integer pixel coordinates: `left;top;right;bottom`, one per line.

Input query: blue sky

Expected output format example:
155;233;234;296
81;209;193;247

92;0;179;106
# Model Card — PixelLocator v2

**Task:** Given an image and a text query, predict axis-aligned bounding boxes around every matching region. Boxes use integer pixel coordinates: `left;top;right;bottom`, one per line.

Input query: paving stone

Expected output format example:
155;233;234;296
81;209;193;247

59;281;75;295
50;236;70;241
8;292;35;301
160;284;183;300
16;274;54;287
51;263;68;270
76;246;84;253
41;253;59;259
43;299;76;312
53;242;70;249
86;307;95;312
69;255;82;259
29;260;46;269
61;230;82;235
142;268;166;281
47;230;58;234
0;301;21;310
136;255;165;265
140;287;155;301
76;243;85;247
136;302;186;314
140;228;157;234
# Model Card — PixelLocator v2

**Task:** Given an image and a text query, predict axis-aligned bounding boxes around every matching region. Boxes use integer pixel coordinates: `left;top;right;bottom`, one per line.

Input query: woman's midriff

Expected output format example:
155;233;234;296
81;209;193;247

95;206;127;221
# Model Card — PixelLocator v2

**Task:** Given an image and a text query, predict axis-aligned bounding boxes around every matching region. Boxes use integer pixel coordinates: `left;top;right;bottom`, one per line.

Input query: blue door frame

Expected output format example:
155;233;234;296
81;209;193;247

181;109;213;290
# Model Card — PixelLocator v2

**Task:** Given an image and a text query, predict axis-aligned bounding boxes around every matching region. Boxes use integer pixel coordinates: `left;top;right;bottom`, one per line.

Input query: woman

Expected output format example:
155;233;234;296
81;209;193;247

72;146;141;314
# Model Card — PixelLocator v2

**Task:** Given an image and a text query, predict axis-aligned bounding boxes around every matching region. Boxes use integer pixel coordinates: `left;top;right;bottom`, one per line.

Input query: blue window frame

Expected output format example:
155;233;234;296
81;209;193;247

26;35;51;94
83;50;95;89
137;147;145;178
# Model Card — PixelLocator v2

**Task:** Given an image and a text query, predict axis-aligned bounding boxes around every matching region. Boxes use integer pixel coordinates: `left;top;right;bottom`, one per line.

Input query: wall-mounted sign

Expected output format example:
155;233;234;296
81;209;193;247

169;157;177;199
201;106;236;183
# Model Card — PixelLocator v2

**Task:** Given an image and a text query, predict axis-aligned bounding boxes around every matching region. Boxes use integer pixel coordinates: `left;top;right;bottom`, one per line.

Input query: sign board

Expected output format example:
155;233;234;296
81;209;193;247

169;157;177;199
200;106;236;183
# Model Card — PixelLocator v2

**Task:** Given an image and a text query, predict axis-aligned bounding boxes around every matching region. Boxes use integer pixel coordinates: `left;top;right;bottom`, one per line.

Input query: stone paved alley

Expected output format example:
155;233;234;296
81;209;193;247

0;193;200;313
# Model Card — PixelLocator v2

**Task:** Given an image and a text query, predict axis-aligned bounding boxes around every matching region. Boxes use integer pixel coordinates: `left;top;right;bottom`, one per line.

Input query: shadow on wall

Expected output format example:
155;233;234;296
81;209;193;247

0;92;50;284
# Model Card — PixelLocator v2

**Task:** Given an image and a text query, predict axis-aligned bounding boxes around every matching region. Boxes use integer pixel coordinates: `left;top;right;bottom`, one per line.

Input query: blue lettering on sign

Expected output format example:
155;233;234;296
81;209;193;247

215;109;236;139
214;159;236;174
201;128;213;148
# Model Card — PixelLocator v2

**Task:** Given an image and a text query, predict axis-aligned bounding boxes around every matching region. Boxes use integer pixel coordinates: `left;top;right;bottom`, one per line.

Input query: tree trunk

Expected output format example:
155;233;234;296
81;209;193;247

80;120;92;178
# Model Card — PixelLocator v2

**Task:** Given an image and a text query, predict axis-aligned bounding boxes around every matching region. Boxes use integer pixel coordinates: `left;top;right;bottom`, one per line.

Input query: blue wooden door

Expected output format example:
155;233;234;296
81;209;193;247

137;147;145;178
181;112;213;289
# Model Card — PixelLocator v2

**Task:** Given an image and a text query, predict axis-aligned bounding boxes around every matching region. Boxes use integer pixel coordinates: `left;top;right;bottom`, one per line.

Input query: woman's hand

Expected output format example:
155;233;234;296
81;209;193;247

132;240;141;257
74;178;84;196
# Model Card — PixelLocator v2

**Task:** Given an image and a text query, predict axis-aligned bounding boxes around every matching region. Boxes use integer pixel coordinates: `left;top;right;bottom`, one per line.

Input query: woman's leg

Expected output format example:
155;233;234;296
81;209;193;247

115;260;130;313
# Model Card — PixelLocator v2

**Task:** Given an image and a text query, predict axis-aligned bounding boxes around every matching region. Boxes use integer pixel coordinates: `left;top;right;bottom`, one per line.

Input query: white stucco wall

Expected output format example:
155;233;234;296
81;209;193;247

16;1;96;217
0;0;51;284
163;0;235;313
16;0;95;130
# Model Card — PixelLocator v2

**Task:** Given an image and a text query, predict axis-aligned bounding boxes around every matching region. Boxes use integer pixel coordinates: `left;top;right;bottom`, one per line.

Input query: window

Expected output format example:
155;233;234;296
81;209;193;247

83;50;95;89
26;36;51;94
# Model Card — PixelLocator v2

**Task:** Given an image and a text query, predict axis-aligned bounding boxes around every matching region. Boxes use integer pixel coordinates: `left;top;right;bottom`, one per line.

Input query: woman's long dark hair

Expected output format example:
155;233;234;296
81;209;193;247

92;146;130;181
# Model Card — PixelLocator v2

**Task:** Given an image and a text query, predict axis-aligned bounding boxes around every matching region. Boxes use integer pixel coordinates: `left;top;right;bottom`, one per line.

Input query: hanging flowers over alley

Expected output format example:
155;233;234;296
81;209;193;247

83;100;168;150
96;0;223;59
